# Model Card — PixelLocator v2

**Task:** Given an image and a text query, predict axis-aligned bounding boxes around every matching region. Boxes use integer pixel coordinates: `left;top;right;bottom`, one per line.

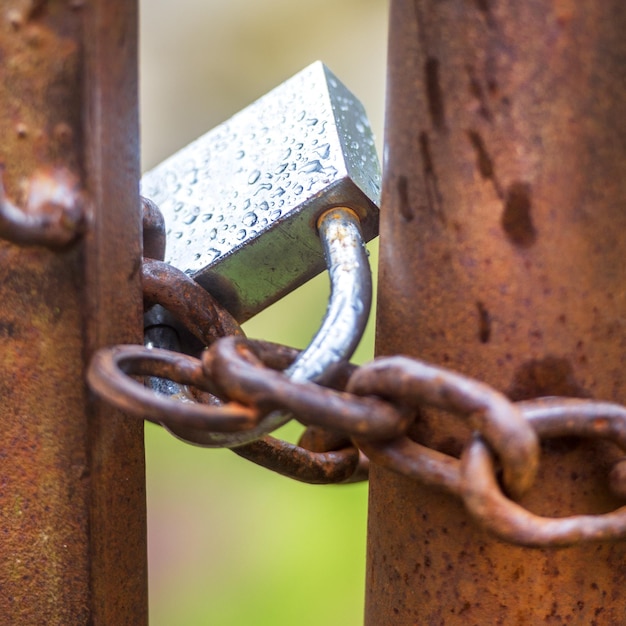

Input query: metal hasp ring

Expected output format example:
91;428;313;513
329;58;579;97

461;398;626;546
166;206;374;447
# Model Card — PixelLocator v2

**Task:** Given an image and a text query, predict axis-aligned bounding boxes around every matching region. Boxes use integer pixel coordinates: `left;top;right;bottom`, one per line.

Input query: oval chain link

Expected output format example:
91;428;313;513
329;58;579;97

461;398;626;546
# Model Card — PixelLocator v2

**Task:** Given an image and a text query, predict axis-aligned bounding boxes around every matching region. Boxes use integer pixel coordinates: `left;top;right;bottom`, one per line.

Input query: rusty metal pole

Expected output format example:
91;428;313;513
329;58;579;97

0;2;146;624
367;1;626;623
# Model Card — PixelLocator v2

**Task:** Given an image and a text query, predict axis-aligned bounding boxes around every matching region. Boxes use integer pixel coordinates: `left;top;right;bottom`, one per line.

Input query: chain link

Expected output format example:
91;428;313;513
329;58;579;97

86;198;626;547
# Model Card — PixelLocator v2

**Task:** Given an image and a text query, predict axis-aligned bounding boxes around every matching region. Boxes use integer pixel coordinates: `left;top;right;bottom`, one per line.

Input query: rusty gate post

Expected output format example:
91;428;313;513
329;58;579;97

368;1;626;623
0;2;146;624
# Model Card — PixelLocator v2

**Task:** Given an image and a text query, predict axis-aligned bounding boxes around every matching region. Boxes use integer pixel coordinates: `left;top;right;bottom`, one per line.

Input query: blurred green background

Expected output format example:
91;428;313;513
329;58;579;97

140;1;387;623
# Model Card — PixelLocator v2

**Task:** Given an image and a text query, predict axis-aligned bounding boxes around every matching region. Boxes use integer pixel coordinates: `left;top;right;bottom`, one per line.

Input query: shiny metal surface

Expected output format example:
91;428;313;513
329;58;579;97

141;61;380;322
287;207;371;385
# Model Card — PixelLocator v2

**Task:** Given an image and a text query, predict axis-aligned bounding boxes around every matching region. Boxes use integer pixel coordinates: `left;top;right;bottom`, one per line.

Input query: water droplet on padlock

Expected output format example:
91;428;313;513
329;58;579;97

248;170;261;185
183;207;200;225
242;212;257;227
301;160;324;174
182;166;198;186
207;248;220;262
315;143;331;160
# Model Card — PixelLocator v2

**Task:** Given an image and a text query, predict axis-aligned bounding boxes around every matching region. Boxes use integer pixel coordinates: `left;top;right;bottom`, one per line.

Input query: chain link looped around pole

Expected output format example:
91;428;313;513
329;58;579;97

85;198;626;547
89;331;626;547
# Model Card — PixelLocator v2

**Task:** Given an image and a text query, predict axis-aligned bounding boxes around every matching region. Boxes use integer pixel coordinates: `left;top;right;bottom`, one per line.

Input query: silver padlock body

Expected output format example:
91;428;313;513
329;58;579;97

141;62;380;322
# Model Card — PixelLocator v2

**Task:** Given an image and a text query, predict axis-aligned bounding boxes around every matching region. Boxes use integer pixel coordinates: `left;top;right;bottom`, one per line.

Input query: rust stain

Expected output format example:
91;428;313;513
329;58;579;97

501;182;536;248
466;65;493;122
396;175;414;222
418;131;445;223
466;129;503;197
424;57;446;130
508;356;589;401
476;301;491;343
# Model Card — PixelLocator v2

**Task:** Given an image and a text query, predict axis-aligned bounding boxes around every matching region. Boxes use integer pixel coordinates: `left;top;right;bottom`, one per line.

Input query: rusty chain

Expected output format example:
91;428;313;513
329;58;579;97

85;198;626;547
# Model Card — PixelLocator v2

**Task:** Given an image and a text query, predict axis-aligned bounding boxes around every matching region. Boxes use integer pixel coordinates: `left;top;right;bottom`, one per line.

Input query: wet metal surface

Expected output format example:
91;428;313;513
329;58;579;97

141;62;380;322
367;0;626;623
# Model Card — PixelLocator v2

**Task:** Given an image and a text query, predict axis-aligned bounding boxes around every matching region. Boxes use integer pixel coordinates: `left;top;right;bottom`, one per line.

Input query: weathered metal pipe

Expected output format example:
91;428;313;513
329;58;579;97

0;2;146;623
367;0;626;623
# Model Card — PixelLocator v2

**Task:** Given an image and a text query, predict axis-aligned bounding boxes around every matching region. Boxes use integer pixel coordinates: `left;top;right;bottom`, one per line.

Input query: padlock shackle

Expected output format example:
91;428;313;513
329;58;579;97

288;207;371;385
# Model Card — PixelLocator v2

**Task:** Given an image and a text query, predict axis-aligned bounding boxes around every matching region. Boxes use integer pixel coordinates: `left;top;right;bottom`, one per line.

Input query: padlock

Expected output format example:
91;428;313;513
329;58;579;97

141;61;380;323
139;62;381;446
